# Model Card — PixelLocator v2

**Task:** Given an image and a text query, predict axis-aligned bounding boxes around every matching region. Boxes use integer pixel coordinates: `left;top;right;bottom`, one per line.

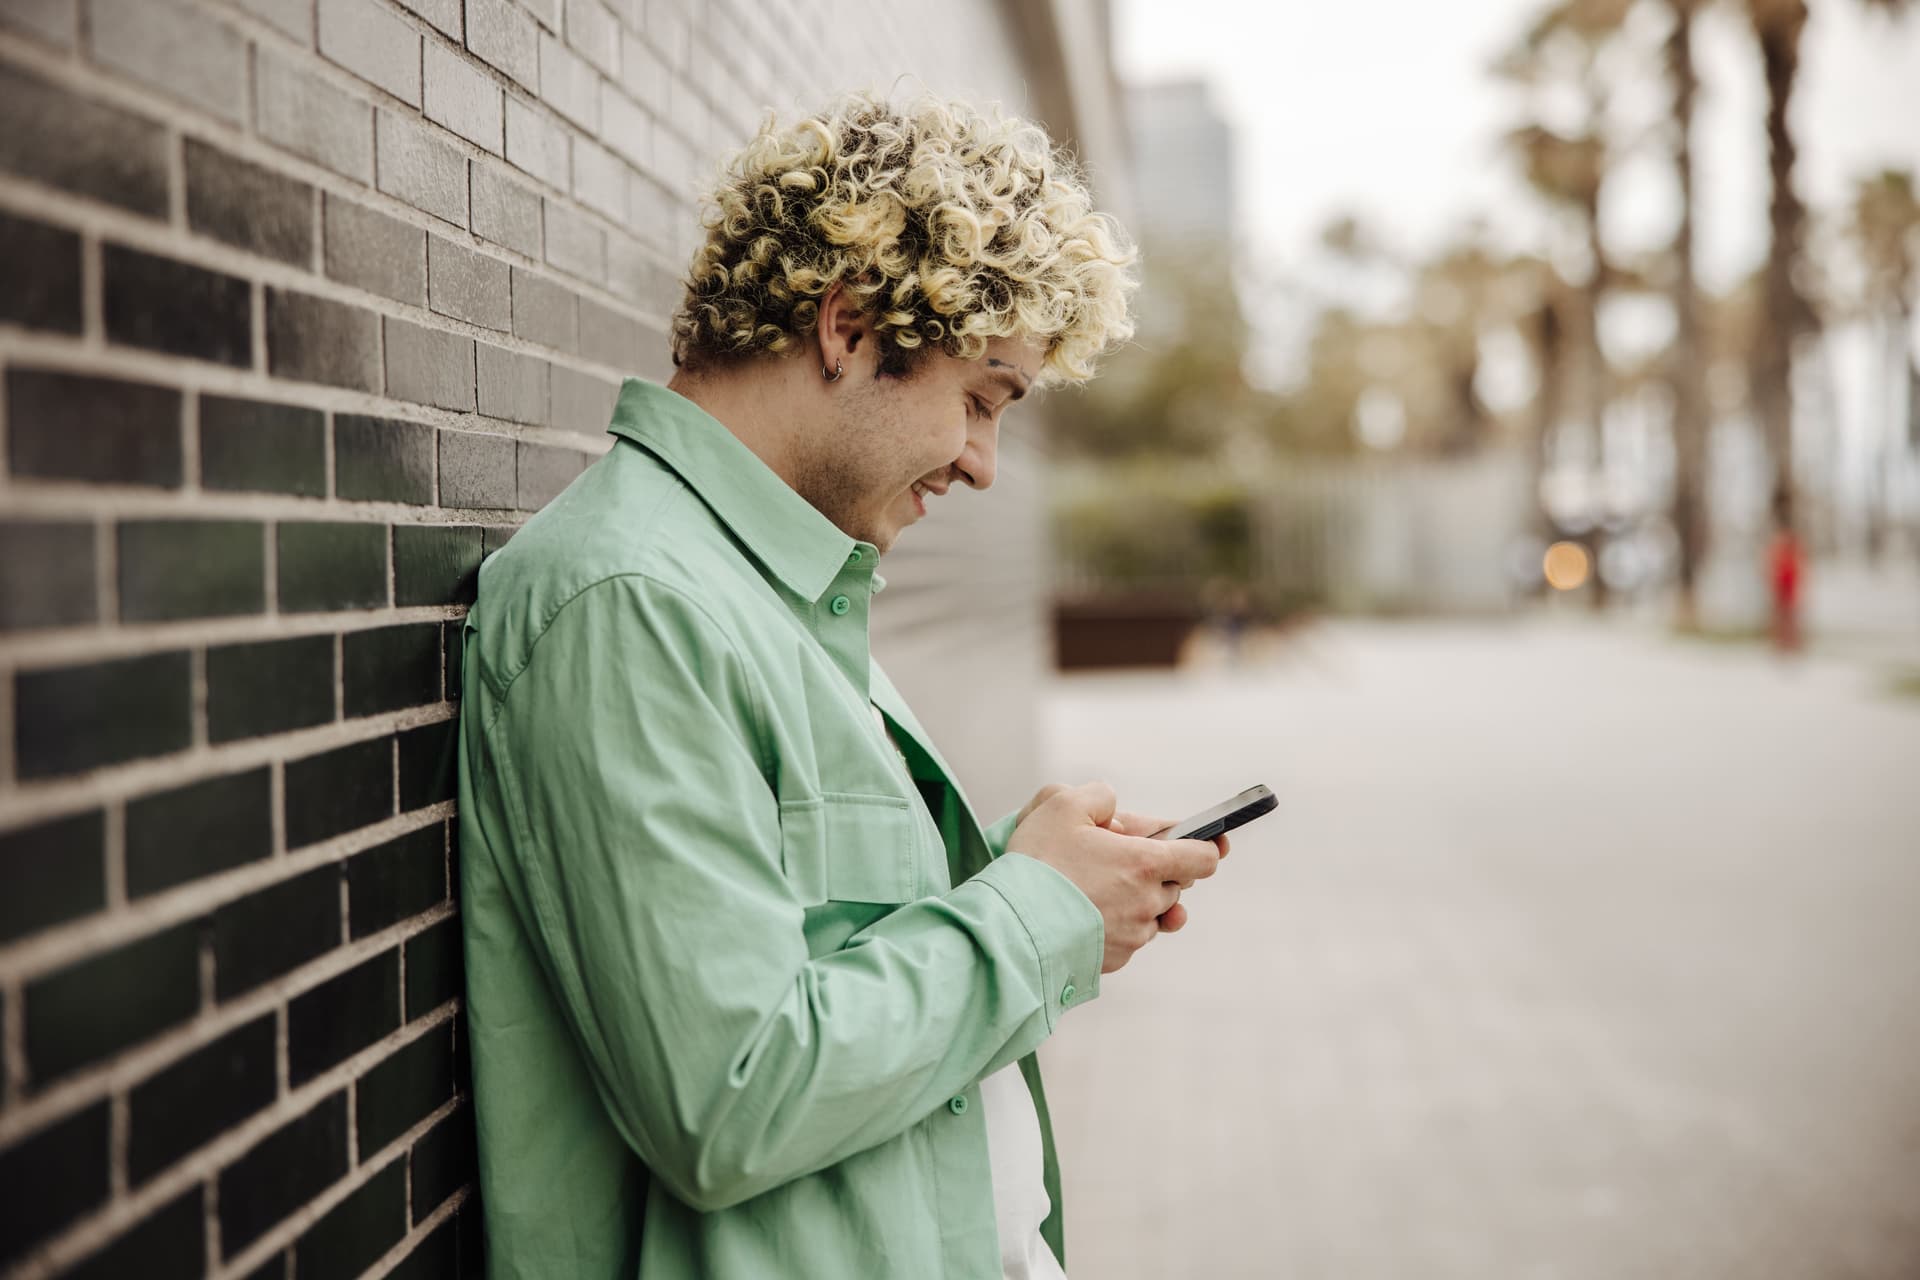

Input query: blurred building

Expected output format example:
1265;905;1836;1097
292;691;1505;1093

1126;78;1236;251
0;0;1129;1275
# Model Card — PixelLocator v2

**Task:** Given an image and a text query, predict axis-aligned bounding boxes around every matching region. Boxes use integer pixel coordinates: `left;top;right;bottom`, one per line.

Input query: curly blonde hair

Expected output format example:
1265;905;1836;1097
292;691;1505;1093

670;92;1137;386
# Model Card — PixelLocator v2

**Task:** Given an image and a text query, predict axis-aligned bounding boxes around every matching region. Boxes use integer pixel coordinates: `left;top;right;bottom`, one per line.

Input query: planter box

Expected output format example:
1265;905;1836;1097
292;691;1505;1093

1053;596;1204;670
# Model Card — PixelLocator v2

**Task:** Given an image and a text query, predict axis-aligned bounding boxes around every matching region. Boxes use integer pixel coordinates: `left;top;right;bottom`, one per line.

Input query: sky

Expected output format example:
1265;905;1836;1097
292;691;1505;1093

1114;0;1920;299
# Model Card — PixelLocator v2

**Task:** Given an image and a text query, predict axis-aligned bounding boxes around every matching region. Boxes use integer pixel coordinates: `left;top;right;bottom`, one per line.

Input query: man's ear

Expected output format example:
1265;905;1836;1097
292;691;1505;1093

816;282;871;375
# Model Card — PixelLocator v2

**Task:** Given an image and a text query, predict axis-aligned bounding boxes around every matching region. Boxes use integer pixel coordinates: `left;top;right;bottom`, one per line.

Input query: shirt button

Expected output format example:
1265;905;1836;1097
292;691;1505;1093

948;1095;969;1116
847;548;863;565
829;594;851;616
1060;982;1076;1006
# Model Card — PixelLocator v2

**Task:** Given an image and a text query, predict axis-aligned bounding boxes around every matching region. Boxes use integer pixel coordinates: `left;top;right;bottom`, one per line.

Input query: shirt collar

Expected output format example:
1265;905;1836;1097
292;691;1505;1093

606;378;871;603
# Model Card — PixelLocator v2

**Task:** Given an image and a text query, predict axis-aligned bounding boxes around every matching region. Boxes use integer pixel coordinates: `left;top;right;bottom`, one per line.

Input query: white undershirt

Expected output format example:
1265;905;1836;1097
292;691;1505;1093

979;1061;1068;1279
871;706;1066;1278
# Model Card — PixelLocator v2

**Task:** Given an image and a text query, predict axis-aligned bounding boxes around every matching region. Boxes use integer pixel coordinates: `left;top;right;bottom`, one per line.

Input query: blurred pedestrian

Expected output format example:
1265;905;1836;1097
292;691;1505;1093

1766;487;1805;655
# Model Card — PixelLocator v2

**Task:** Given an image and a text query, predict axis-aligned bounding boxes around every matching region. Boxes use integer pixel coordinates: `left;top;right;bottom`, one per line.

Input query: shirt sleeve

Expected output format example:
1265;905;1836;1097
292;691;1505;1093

982;808;1021;860
478;574;1103;1213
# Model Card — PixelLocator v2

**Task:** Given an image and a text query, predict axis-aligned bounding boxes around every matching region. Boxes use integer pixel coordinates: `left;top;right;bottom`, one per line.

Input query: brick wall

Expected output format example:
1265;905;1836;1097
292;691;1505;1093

0;1;1117;1275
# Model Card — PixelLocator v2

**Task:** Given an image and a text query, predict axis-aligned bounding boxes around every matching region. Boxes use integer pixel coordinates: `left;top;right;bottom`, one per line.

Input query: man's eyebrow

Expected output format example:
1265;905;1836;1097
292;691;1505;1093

983;358;1031;400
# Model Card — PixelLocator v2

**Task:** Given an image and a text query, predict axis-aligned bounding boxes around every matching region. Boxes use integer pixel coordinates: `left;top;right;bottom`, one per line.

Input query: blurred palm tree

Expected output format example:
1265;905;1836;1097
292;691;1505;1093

1050;239;1256;460
1665;0;1712;628
1848;168;1920;556
1744;0;1913;533
1300;217;1545;459
1495;0;1633;604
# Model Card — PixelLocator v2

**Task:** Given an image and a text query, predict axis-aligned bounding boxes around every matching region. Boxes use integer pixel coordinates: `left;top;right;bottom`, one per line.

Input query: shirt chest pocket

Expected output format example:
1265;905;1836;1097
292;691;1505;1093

779;792;925;905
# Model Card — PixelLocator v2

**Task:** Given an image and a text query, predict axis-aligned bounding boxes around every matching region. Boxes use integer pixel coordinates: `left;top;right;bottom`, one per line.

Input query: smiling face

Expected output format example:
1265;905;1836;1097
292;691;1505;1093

792;335;1042;553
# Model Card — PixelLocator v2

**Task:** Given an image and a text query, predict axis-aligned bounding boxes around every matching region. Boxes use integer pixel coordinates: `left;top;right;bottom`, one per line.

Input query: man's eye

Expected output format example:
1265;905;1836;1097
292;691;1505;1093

967;396;986;419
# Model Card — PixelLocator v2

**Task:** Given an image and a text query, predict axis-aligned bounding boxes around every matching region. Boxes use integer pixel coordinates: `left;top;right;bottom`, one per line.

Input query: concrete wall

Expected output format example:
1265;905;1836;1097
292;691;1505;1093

0;1;1119;1275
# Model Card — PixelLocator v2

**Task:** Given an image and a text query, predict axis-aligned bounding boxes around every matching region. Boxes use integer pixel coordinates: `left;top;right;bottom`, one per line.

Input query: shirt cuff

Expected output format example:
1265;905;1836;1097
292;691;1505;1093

982;808;1020;860
970;852;1103;1029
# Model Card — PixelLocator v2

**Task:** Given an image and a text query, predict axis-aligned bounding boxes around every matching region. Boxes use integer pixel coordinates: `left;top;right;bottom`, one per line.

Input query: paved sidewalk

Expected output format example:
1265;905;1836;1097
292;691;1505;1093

1038;619;1920;1280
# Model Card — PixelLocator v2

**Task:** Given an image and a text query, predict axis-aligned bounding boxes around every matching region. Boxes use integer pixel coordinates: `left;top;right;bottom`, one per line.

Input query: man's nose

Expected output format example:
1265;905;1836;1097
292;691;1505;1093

956;422;998;491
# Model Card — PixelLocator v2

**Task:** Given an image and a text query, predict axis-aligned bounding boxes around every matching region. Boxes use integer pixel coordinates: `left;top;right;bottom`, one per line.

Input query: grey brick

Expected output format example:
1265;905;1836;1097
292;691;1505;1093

7;368;182;488
617;28;668;114
631;319;672;383
626;169;674;244
385;318;476;411
576;296;642;369
257;48;374;183
464;0;537;90
427;237;510;330
423;42;502;154
543;199;604;280
231;0;310;41
571;136;627;221
119;521;265;622
392;526;482;606
504;97;569;189
376;110;467;225
549;365;617;434
324;194;428;306
438;431;517;508
600;82;650;170
104;245;251;368
268;290;382;392
606;230;677;322
522;0;559;29
89;0;246;124
0;0;74;47
335;416;435;503
640;0;688;68
509;268;577;351
470;162;542;257
0;64;169;219
393;0;460;37
186;140;314;267
0;211;82;334
516;441;588;509
200;396;326;497
318;0;422;106
666;78;707;149
0;522;97;631
476;343;548;423
651;123;695;197
564;0;619;76
537;31;598;131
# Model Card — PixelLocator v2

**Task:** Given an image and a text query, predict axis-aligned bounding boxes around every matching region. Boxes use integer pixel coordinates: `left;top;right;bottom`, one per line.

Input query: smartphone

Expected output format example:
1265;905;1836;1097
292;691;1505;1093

1150;784;1277;842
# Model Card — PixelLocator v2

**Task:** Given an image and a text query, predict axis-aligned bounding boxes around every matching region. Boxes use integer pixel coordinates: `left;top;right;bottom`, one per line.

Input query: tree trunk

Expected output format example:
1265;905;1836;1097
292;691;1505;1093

1583;193;1612;611
1668;0;1710;629
1753;0;1812;531
1528;295;1565;546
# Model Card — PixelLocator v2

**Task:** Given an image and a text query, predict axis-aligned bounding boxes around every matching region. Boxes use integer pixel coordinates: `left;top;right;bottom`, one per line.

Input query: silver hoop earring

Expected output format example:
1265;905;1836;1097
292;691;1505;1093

823;359;843;382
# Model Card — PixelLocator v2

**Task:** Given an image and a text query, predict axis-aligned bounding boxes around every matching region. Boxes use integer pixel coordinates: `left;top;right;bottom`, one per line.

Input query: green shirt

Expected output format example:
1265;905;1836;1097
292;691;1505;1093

457;377;1106;1278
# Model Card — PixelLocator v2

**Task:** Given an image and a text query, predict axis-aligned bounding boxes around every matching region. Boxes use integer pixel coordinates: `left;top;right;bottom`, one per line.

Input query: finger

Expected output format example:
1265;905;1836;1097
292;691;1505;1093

1109;810;1173;839
1217;833;1231;858
1157;901;1189;933
1145;836;1222;883
1065;779;1117;827
1021;782;1070;825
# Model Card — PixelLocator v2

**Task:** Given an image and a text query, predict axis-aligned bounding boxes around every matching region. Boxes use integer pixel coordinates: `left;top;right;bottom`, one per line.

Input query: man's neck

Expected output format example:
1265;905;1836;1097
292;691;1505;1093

666;365;812;493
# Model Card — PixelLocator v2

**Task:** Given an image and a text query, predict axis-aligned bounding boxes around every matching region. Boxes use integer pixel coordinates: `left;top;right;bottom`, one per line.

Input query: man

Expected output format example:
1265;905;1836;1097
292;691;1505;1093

457;92;1227;1279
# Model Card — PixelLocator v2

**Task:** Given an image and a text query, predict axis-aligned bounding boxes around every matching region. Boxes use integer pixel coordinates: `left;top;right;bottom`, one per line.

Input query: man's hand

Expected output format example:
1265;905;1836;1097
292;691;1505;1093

1006;781;1224;974
1101;809;1229;934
